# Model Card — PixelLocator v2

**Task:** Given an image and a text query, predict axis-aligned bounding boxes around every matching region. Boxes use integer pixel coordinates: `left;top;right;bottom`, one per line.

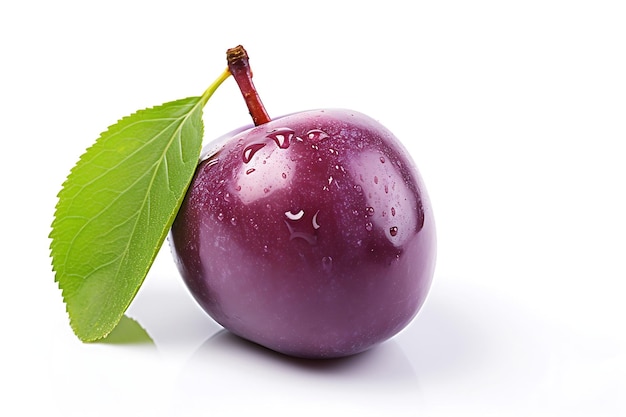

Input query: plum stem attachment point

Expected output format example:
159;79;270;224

227;45;271;126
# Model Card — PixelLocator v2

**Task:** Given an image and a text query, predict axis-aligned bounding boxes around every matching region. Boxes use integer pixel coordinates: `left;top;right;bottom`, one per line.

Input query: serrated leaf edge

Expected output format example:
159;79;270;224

49;97;204;341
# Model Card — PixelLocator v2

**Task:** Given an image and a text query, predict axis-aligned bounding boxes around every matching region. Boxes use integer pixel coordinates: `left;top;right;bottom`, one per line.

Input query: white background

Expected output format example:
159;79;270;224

1;1;625;415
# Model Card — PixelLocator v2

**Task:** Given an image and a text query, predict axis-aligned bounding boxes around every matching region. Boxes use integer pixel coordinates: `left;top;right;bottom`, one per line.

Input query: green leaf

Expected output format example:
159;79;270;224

100;315;154;345
50;96;205;342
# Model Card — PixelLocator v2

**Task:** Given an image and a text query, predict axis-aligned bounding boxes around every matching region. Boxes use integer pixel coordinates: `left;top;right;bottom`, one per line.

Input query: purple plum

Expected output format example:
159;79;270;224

168;46;436;358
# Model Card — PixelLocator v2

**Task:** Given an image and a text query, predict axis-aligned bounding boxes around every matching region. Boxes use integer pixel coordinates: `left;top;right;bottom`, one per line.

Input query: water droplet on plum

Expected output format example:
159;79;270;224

284;209;305;221
312;210;321;229
283;209;321;245
266;127;295;149
242;143;266;163
322;256;333;272
365;222;373;232
390;226;398;237
306;129;330;142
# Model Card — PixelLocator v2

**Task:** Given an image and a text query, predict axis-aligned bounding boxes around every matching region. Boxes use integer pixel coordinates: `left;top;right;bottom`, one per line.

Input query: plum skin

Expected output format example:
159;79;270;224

170;108;436;359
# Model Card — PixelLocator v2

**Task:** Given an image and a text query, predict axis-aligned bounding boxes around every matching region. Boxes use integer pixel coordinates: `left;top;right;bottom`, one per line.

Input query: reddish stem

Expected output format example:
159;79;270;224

227;45;271;126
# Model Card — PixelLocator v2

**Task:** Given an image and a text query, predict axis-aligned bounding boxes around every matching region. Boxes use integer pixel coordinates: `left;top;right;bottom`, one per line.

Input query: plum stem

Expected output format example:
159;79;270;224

227;45;271;126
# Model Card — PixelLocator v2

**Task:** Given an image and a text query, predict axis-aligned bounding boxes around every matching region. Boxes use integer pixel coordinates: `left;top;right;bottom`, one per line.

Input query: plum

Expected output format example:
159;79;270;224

169;46;436;358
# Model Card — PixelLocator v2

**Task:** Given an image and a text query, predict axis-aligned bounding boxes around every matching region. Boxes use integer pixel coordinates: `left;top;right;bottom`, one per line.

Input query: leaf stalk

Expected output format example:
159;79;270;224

201;68;232;106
